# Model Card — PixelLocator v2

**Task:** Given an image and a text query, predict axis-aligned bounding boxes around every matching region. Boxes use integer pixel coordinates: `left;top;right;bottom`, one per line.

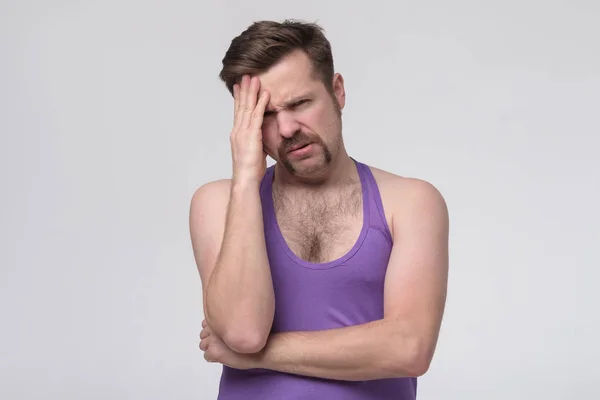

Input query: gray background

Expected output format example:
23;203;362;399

1;0;598;399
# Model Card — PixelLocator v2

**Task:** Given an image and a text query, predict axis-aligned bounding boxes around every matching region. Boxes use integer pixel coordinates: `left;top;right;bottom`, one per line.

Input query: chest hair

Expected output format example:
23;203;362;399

273;181;363;263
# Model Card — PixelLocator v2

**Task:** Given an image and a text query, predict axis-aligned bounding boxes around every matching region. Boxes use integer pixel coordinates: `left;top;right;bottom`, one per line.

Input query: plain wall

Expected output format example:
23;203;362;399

1;1;598;399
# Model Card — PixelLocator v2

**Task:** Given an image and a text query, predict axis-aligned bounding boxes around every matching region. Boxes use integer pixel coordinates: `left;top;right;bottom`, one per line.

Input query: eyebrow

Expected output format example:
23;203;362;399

266;94;311;112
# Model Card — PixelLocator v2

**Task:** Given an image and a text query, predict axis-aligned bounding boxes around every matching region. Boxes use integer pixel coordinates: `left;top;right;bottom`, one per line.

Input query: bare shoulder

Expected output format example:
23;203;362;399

190;178;232;211
367;165;448;238
189;179;232;286
189;178;232;232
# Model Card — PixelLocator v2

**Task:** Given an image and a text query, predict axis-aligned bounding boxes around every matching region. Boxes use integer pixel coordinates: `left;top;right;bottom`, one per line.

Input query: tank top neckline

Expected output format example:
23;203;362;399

263;158;371;270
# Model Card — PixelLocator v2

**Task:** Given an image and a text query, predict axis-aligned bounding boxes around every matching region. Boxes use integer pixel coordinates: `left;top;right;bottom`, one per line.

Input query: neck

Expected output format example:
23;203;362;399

273;150;357;191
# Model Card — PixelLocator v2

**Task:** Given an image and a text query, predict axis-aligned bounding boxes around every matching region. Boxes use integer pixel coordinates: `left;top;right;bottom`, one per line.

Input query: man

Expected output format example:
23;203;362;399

189;19;449;400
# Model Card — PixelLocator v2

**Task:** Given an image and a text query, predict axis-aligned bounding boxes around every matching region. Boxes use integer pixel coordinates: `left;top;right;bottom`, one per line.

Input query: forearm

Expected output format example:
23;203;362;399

257;318;426;381
205;181;275;352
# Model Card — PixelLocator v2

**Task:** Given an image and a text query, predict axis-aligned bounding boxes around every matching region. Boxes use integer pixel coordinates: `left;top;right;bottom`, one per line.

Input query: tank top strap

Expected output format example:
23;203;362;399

260;160;392;244
353;159;393;245
259;165;276;231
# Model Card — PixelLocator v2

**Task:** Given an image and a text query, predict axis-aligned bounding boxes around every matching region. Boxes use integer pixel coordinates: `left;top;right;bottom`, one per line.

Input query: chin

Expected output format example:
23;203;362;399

285;155;331;177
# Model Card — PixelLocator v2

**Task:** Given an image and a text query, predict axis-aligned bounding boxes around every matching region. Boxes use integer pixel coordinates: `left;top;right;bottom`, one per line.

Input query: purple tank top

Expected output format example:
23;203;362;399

216;159;417;400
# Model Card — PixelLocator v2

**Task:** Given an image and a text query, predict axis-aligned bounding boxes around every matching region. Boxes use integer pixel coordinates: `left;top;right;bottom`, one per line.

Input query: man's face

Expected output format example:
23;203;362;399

257;50;345;177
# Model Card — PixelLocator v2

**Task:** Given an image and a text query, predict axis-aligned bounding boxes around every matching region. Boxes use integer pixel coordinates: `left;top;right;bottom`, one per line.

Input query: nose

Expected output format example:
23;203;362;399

275;111;301;139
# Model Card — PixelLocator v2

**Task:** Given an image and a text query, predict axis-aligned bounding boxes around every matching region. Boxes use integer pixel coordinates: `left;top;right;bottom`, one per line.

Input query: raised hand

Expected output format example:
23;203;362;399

230;75;271;186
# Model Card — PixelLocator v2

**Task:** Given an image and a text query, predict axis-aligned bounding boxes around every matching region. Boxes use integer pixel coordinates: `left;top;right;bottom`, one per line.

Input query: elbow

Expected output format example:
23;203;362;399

223;330;269;354
404;357;431;377
206;313;270;353
391;337;434;378
205;312;273;354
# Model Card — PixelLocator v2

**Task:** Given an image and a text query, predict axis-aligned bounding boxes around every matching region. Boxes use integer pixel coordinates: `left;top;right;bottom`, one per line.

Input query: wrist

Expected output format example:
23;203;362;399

251;342;271;370
231;174;262;192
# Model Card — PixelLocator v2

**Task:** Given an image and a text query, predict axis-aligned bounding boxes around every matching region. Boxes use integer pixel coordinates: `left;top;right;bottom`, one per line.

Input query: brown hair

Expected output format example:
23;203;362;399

219;19;335;95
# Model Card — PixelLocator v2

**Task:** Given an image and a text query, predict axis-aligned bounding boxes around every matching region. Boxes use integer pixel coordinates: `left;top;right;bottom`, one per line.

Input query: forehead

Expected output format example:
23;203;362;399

257;50;323;106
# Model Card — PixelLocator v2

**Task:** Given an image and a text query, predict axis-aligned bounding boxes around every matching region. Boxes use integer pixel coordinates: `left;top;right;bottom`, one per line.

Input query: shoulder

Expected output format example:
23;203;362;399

189;179;232;236
189;179;233;282
366;165;448;237
190;178;232;209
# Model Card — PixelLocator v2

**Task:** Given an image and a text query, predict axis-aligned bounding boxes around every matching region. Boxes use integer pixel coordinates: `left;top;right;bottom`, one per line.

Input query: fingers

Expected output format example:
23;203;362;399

240;76;261;128
238;75;249;112
232;76;247;130
251;90;270;131
199;324;211;351
199;337;208;351
199;320;211;340
200;327;211;340
232;77;245;130
236;75;250;128
245;76;260;110
233;75;267;130
233;83;240;120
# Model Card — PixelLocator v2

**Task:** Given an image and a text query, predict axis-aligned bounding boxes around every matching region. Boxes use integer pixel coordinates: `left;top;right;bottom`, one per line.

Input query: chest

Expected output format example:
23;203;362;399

273;185;363;264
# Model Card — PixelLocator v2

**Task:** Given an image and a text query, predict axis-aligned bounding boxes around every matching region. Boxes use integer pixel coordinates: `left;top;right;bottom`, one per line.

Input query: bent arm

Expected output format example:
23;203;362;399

257;317;424;381
190;179;275;353
255;179;449;380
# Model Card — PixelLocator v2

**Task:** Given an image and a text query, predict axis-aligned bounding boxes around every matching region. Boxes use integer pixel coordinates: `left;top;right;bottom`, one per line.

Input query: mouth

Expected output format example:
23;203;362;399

287;143;311;153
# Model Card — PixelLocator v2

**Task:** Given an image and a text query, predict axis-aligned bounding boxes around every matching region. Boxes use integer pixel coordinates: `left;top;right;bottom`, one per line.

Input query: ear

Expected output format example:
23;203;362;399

332;73;346;109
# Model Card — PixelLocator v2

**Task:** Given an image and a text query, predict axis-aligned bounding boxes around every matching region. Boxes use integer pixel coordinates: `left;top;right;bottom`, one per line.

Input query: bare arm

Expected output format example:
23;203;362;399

252;179;449;380
190;179;275;353
190;76;275;353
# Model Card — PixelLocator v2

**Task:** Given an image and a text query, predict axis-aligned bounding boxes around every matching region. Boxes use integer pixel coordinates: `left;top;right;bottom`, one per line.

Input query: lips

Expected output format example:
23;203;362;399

287;143;311;153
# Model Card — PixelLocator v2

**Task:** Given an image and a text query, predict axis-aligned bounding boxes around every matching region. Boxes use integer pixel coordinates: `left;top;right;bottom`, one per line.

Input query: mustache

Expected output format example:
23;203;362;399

280;131;320;152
